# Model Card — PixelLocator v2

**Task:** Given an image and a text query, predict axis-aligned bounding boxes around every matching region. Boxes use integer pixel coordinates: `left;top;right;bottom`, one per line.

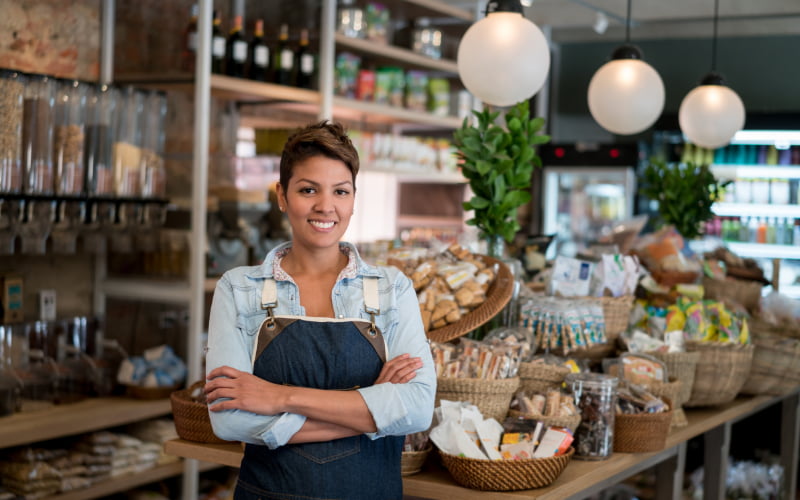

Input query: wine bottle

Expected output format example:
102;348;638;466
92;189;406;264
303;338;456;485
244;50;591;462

211;11;226;74
295;28;316;89
273;24;294;86
248;19;269;81
226;15;247;78
181;4;198;73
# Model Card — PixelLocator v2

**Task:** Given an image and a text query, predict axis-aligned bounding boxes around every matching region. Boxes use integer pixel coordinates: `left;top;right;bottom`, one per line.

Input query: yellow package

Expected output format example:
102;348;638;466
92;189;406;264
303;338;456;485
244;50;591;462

665;305;686;332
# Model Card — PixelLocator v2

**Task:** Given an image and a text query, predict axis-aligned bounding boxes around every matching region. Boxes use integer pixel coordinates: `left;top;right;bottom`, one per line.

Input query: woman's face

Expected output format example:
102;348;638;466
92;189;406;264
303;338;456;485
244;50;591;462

277;155;355;253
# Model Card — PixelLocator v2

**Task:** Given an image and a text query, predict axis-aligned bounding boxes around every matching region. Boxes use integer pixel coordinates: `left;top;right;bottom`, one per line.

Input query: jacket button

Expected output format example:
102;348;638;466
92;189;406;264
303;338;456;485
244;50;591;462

338;314;344;319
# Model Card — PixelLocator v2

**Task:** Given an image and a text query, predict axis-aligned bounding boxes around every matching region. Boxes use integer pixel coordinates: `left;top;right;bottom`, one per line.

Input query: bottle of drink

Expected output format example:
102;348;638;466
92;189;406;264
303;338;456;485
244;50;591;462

721;218;731;241
248;19;269;81
756;218;767;244
294;28;316;89
226;15;247;78
794;220;800;247
182;4;199;73
729;217;741;242
273;24;294;86
776;217;786;245
211;11;226;74
766;217;776;244
739;216;750;242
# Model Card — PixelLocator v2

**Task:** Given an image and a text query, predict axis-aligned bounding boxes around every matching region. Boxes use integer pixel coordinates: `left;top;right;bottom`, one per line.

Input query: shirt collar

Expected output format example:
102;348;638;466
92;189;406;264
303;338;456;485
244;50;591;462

246;241;381;281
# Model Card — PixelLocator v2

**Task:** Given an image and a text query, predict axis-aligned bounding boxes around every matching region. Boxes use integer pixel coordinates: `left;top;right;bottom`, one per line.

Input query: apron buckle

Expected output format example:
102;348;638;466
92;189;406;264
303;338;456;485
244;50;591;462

262;304;277;330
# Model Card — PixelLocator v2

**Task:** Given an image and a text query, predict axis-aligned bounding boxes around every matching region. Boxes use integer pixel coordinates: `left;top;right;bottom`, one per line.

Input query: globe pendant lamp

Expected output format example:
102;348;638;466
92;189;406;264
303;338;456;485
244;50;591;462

457;0;550;107
587;0;664;135
678;0;745;149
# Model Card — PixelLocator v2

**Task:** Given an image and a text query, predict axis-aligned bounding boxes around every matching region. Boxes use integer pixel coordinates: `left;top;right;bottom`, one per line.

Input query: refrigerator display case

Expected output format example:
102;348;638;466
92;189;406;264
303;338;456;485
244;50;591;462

540;143;639;258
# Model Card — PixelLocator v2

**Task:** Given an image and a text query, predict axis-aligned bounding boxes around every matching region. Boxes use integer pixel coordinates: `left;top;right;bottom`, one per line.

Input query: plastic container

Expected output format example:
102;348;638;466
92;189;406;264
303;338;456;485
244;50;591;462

566;372;618;460
0;325;23;416
0;69;25;194
140;91;167;198
22;74;56;194
84;84;117;196
337;0;365;38
113;86;144;197
54;79;87;195
411;18;442;59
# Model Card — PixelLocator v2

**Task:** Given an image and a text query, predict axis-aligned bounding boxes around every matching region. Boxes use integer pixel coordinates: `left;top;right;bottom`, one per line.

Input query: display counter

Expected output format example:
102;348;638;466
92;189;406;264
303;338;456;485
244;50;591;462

165;390;800;500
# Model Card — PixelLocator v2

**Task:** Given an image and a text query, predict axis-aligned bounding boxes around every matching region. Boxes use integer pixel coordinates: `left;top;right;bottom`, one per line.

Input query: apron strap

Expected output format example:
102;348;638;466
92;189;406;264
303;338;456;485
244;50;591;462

363;277;380;336
260;278;278;329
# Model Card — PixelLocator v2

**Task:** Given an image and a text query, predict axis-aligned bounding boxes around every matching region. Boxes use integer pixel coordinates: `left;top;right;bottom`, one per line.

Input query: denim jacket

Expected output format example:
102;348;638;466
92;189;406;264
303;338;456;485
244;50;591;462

205;241;436;449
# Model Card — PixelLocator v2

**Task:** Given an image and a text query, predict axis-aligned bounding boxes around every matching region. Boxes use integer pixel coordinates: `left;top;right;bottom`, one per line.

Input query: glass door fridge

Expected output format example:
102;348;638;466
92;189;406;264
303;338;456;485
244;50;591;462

540;143;639;258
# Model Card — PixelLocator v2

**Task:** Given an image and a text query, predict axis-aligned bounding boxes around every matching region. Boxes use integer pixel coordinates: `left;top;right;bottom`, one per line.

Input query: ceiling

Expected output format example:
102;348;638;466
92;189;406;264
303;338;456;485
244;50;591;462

451;0;800;43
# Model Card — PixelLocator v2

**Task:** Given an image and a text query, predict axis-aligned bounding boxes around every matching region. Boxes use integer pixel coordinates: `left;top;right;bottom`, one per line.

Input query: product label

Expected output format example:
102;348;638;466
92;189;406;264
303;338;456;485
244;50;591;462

212;36;225;57
301;53;314;74
281;49;294;70
255;46;269;66
233;40;247;62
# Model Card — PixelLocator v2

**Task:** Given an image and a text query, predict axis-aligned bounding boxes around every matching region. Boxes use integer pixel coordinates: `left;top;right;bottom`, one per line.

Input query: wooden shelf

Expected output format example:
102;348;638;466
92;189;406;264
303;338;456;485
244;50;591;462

0;397;171;448
335;33;459;74
331;96;462;128
162;393;793;499
49;460;221;500
401;0;474;22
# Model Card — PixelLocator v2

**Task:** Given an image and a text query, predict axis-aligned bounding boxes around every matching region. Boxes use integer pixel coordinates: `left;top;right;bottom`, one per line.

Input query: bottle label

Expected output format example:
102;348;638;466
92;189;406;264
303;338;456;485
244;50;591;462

301;54;314;74
213;36;226;57
233;40;247;62
281;49;294;70
188;32;197;51
255;46;269;67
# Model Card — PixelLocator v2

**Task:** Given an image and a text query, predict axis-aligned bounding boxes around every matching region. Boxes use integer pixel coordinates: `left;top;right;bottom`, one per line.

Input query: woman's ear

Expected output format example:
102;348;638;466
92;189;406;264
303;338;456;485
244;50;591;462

275;181;286;212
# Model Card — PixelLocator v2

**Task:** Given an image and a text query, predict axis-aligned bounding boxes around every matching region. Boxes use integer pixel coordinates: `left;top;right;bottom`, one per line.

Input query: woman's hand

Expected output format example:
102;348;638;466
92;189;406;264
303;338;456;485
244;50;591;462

374;353;423;385
205;366;287;415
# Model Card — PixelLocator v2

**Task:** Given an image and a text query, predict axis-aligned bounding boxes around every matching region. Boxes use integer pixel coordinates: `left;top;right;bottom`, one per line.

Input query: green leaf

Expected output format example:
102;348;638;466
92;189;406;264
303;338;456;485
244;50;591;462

468;195;490;209
493;175;506;203
476;160;492;175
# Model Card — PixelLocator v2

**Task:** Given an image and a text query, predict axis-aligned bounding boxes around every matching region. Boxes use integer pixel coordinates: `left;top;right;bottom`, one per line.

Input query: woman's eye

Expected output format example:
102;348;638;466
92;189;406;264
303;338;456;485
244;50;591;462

299;187;316;194
335;189;351;196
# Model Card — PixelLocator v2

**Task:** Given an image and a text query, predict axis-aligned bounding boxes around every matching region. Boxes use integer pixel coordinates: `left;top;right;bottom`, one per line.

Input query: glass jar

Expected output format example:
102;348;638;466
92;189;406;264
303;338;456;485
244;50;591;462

84;84;117;196
140;91;167;198
337;0;365;38
0;69;25;194
54;79;87;195
411;18;442;59
22;74;56;194
0;325;23;416
113;86;144;197
566;372;618;460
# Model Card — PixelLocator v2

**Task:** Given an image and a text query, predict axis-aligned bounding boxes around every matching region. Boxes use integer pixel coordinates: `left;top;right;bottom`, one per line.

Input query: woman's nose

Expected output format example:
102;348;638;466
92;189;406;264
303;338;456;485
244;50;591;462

313;192;334;212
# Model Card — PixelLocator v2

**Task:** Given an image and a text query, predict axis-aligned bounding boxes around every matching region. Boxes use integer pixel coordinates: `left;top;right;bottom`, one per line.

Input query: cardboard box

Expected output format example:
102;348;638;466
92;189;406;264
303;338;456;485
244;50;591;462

1;275;23;323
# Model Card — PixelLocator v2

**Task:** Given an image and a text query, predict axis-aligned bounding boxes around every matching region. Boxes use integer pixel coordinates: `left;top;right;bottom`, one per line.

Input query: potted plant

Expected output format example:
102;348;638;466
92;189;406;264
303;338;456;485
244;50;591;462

452;100;550;256
639;158;730;240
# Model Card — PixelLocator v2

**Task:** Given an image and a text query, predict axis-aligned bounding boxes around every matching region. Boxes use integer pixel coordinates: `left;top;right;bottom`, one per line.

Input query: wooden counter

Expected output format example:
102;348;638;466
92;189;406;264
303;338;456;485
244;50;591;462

164;392;800;500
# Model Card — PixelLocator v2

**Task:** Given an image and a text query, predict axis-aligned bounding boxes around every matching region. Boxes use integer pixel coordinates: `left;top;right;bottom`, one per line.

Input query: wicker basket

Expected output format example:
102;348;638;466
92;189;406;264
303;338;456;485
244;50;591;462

519;362;570;395
507;409;581;433
435;377;519;422
426;256;514;343
702;276;763;313
740;335;800;396
170;381;232;444
401;446;432;476
647;350;699;425
684;341;754;407
614;398;673;453
438;447;574;491
593;295;635;338
639;377;682;428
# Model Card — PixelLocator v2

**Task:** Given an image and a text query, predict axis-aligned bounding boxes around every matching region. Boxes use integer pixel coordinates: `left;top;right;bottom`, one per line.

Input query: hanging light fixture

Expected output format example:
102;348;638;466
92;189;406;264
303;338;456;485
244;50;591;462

586;0;665;135
457;0;550;107
678;0;745;149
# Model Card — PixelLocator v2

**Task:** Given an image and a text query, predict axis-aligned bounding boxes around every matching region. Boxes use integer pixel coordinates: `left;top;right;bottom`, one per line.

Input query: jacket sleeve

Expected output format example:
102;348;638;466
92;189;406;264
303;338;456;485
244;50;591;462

357;271;436;437
205;273;306;448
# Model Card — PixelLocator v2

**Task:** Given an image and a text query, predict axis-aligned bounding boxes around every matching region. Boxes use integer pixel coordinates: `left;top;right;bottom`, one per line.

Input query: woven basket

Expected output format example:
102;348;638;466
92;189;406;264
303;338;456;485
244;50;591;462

593;295;635;338
684;341;754;407
614;398;673;453
702;276;763;313
507;409;581;433
170;381;232;444
518;362;570;395
740;335;800;396
647;351;699;409
401;446;432;476
426;256;514;343
639;377;682;428
438;447;574;491
435;376;519;422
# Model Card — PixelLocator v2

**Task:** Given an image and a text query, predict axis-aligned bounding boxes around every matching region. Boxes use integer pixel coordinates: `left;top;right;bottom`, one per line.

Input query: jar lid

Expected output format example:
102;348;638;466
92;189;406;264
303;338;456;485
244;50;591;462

565;372;618;389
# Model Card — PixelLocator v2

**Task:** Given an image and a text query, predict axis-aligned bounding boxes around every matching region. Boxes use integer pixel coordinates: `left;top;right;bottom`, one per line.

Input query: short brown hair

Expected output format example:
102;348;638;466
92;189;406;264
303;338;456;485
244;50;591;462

279;121;360;193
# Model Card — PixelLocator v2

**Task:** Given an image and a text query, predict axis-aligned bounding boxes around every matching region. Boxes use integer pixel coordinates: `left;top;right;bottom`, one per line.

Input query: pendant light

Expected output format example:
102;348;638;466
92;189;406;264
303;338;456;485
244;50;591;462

457;0;550;107
586;0;665;135
678;0;745;149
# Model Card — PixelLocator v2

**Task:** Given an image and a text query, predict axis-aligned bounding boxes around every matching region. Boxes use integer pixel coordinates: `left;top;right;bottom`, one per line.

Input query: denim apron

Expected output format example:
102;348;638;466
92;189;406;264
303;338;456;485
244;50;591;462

235;277;404;500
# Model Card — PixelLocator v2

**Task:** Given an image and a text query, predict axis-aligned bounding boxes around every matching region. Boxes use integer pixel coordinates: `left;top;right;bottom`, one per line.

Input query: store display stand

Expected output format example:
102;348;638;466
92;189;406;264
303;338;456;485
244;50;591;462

164;391;800;500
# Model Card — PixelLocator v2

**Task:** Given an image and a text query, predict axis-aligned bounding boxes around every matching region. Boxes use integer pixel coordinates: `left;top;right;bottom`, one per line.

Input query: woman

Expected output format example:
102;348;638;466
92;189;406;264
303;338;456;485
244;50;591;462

204;121;436;500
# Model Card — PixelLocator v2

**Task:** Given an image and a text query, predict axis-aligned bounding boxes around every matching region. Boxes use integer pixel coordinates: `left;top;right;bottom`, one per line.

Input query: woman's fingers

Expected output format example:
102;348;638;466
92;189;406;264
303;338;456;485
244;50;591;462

376;354;422;384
